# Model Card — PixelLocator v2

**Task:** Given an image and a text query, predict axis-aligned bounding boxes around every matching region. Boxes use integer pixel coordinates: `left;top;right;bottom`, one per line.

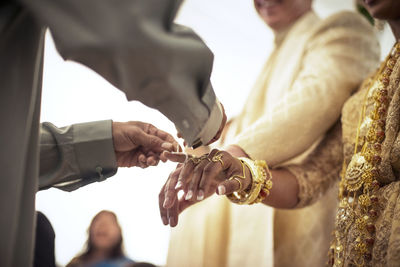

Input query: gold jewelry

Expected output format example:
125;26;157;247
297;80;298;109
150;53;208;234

187;155;201;164
329;41;400;266
187;154;210;164
199;154;211;162
227;158;246;192
211;151;225;168
227;157;272;205
229;177;243;191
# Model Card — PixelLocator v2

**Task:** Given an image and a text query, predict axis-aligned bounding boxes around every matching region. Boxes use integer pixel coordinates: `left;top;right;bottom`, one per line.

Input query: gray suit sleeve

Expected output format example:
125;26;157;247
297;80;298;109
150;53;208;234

39;120;118;191
20;0;223;146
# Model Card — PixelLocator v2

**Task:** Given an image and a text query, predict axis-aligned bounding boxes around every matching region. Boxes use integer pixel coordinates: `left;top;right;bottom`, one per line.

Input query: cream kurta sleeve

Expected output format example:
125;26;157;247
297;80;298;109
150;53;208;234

285;122;343;208
234;13;379;165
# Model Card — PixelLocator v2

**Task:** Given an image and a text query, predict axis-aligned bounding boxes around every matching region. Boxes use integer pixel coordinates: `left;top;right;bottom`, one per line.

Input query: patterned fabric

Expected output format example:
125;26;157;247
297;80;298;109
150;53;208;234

287;48;400;266
166;10;380;267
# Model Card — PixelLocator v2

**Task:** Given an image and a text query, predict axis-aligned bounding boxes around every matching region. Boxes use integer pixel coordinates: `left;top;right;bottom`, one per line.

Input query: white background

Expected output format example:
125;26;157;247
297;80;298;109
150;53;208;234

36;0;393;266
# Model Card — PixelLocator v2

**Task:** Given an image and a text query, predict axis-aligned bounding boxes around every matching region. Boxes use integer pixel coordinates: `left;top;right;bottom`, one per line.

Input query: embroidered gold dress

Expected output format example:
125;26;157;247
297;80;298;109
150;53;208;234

287;42;400;266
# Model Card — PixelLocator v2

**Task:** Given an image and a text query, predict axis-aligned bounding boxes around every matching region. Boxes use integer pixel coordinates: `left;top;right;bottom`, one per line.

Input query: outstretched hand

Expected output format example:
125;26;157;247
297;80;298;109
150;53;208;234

112;121;181;168
159;149;252;227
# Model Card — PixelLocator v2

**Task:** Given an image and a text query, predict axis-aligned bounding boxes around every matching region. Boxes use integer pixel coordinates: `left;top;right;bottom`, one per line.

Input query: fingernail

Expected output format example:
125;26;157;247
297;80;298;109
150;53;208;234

175;181;183;189
162;216;168;225
162;142;173;150
217;185;226;195
197;190;204;201
163;197;170;208
169;217;175;227
185;190;193;200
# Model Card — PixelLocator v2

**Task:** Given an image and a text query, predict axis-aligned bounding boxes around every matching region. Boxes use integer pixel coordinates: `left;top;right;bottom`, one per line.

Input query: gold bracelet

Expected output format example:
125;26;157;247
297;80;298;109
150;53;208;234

226;158;272;205
254;160;273;203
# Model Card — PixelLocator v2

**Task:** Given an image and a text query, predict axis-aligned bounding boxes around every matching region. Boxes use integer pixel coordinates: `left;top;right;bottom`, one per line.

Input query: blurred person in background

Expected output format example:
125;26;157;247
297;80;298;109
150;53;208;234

34;211;56;267
67;210;134;267
128;263;157;267
0;0;227;266
162;0;380;266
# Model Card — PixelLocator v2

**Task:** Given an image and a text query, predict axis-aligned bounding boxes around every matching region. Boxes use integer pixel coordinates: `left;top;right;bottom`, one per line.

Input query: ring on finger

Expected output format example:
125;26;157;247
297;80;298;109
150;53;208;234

199;154;211;162
187;155;201;164
211;151;224;168
228;176;243;192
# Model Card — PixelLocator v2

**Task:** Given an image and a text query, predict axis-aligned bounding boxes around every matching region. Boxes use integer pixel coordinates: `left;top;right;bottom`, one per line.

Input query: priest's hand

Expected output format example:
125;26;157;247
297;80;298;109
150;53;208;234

112;121;181;168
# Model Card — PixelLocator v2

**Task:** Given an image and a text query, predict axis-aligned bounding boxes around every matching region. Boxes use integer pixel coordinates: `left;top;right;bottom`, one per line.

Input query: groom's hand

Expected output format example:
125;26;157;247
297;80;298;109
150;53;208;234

112;121;180;168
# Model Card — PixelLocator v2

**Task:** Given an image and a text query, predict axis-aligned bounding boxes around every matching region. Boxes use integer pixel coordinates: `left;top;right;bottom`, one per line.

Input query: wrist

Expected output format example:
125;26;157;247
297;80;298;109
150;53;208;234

226;144;249;158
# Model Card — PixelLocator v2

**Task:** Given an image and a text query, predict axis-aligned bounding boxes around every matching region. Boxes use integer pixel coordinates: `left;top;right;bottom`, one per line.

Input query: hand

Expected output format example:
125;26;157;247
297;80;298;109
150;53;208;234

159;149;252;227
112;121;181;168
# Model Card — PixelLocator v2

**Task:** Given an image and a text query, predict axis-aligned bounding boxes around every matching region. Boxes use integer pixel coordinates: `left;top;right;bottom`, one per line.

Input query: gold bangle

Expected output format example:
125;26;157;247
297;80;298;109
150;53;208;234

226;158;272;205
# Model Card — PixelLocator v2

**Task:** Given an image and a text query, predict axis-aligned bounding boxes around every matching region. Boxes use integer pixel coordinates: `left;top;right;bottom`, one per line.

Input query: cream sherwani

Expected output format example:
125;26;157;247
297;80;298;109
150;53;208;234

166;11;379;267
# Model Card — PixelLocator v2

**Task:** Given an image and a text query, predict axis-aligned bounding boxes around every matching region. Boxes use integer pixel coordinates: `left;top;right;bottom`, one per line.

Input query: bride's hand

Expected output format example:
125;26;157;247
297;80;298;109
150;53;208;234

159;149;252;227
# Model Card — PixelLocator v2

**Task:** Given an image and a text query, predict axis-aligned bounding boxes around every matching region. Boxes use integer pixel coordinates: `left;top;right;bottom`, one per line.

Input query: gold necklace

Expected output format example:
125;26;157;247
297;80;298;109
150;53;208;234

329;41;400;267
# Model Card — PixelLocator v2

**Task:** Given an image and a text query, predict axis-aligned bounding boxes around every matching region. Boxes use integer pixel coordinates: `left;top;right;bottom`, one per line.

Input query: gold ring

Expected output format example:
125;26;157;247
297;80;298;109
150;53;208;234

229;177;243;192
188;156;201;164
211;152;225;168
199;154;211;162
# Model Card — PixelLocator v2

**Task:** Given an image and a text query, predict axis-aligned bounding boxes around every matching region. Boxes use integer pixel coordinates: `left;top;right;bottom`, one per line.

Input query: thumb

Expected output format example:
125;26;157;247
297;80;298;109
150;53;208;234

217;179;242;195
135;131;174;153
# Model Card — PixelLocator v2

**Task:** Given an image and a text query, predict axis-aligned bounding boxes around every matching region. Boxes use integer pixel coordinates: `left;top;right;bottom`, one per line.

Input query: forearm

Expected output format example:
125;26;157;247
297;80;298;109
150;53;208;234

261;168;299;209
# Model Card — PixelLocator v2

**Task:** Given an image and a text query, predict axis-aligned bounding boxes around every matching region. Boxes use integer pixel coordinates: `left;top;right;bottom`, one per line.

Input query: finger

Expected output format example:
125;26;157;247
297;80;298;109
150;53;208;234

146;156;159;166
198;162;224;200
158;184;169;225
162;151;187;163
217;179;242;195
167;195;180;227
147;125;181;152
135;130;174;153
138;153;146;163
163;166;182;209
138;154;148;168
186;160;208;201
144;151;159;166
116;151;141;168
176;160;196;191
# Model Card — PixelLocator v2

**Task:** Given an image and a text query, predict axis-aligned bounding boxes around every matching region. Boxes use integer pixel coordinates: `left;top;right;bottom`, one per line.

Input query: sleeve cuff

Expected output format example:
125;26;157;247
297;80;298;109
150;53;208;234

53;120;118;191
192;98;223;147
73;120;118;180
